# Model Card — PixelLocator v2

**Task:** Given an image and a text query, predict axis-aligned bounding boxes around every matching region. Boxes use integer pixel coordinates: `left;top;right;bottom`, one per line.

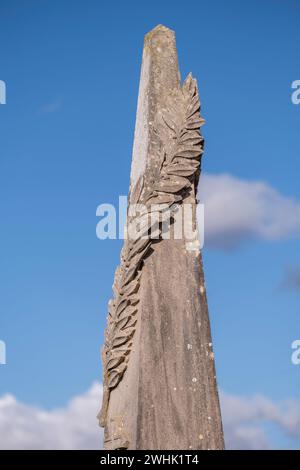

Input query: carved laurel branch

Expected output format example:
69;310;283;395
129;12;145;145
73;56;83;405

98;73;204;427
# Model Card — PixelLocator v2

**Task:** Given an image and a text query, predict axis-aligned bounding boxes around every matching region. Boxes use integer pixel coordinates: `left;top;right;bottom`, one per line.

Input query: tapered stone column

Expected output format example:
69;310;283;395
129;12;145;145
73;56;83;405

98;25;224;450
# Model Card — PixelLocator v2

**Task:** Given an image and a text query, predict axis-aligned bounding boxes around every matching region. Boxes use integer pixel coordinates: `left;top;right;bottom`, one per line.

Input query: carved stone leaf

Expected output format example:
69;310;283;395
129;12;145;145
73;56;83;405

121;243;130;261
153;177;189;193
186;117;204;130
128;238;151;261
112;270;122;297
115;298;130;318
118;306;138;322
112;327;135;348
186;95;200;118
166;164;198;177
108;364;127;389
127;214;149;237
180;130;199;141
175;146;202;159
129;295;139;306
117;315;137;331
182;73;196;98
173;157;200;169
124;316;138;329
119;277;140;296
116;317;129;331
107;299;115;315
107;356;123;371
162;112;177;132
180;135;203;147
126;244;152;275
180;139;202;149
146;193;182;206
122;265;138;287
100;71;205;426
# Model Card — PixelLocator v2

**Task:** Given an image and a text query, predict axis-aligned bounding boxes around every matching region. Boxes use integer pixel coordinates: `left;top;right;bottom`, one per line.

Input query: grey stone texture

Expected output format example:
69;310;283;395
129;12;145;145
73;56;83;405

98;25;224;451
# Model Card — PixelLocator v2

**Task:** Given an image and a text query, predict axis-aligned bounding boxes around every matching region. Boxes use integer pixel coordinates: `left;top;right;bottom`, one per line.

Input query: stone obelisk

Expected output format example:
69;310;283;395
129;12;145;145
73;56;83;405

98;25;224;450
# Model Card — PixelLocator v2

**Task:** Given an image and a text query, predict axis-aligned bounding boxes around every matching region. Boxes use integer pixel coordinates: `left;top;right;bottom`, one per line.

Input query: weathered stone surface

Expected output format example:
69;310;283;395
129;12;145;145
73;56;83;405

98;24;224;450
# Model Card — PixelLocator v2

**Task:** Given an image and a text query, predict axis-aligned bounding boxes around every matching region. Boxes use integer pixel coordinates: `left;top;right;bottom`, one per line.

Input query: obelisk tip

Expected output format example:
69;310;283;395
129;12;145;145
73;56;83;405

145;24;175;42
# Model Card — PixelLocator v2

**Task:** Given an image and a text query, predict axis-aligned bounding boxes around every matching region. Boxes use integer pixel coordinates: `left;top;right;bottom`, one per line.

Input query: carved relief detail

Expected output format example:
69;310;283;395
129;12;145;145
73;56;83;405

98;74;205;434
103;415;130;450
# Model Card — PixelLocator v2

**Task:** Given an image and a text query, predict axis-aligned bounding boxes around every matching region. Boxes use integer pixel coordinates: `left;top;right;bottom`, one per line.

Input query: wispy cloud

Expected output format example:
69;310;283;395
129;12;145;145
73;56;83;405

0;384;299;449
220;391;300;449
198;174;300;250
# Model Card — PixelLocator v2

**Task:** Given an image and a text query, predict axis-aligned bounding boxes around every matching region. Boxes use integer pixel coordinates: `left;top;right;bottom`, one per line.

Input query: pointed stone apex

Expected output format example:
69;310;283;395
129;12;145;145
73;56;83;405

151;24;173;33
145;24;174;42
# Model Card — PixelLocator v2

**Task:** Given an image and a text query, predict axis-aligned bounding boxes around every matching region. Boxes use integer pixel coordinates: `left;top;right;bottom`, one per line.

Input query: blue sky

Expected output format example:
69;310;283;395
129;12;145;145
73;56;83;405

0;0;300;449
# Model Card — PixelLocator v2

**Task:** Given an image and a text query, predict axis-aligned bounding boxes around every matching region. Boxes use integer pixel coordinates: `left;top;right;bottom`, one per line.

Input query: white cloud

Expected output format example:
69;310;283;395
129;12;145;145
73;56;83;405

0;383;103;450
0;384;299;450
198;174;300;249
220;392;300;449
